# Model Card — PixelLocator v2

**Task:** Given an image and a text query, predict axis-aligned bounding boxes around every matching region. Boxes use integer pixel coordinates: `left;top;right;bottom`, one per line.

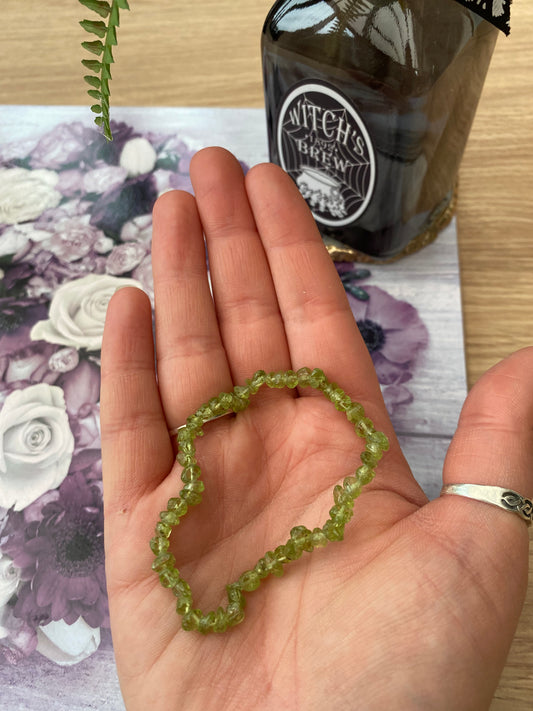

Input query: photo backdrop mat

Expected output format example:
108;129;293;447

0;105;466;709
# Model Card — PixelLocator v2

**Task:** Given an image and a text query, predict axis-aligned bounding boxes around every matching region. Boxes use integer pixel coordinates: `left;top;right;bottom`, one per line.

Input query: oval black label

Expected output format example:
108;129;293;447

276;81;376;228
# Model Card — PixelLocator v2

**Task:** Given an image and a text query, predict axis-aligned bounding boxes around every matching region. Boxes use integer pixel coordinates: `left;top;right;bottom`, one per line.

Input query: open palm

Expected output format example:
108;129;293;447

101;148;531;711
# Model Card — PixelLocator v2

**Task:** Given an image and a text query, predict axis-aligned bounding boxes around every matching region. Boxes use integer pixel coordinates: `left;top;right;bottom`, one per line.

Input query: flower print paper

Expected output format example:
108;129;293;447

0;117;204;667
0;384;74;511
30;274;142;351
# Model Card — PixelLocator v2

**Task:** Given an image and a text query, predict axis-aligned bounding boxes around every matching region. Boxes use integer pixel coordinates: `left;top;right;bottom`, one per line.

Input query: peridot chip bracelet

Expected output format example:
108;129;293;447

150;367;389;634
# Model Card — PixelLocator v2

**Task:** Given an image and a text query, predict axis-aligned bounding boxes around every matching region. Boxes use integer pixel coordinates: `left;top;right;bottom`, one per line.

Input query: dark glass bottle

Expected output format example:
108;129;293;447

262;0;498;260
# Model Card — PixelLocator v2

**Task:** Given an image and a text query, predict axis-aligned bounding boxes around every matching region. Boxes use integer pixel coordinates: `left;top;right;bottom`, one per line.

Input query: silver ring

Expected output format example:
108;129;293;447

440;484;532;527
169;412;233;438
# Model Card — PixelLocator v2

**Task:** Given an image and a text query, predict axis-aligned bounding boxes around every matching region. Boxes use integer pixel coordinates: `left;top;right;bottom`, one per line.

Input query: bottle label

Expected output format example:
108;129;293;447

451;0;511;35
276;81;376;228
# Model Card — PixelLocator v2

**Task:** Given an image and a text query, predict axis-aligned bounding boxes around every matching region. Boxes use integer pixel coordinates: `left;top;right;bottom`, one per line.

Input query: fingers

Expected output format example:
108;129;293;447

101;287;172;512
441;346;533;533
151;189;232;429
244;162;383;407
190;148;291;382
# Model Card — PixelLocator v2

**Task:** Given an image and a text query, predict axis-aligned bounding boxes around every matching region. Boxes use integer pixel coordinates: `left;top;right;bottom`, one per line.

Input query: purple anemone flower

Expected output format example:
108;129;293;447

347;285;429;413
3;471;108;630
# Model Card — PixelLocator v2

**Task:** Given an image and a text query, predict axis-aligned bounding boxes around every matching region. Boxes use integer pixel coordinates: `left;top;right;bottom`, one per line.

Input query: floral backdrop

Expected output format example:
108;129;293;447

0;119;428;669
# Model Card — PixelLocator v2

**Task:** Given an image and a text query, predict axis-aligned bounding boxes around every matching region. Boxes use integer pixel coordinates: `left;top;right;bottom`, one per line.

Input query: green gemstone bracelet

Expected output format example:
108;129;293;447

150;367;389;635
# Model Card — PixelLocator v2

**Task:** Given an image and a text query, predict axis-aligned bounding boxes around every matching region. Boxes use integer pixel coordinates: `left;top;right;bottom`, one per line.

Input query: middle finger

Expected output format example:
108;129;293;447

190;147;292;383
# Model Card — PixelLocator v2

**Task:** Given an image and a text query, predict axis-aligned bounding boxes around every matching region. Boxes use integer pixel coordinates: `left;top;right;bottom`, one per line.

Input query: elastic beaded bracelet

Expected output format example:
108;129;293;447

150;367;389;634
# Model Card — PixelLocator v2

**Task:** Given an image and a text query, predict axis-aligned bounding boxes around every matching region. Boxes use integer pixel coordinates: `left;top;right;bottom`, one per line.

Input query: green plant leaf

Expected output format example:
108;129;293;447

80;0;130;140
82;40;105;56
79;19;107;37
78;0;111;18
102;44;114;63
81;58;102;72
109;2;120;26
84;75;101;88
107;25;118;45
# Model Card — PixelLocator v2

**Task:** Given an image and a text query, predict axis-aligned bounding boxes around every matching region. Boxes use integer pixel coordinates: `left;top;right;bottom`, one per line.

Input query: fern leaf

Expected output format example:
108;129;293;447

80;0;130;141
82;40;105;56
107;25;118;45
81;59;102;73
79;19;107;38
109;2;120;26
78;0;111;18
84;75;101;88
103;44;114;64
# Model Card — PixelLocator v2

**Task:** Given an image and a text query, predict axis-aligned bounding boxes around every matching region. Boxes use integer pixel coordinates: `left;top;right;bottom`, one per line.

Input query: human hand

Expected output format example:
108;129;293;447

101;147;532;711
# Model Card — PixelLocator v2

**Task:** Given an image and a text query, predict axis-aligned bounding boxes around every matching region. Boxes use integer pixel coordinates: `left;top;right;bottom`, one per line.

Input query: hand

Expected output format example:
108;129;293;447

101;147;532;711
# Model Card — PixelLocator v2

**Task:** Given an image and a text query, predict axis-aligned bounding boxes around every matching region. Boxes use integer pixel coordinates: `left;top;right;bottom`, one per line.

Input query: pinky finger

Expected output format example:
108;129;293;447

100;287;173;519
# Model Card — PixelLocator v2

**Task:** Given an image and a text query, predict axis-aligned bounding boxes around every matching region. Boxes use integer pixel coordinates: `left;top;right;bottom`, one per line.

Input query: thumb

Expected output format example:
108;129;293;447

420;347;532;697
442;346;533;532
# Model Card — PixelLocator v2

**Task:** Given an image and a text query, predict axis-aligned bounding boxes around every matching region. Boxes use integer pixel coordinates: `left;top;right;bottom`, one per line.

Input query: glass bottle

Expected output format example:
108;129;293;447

262;0;498;260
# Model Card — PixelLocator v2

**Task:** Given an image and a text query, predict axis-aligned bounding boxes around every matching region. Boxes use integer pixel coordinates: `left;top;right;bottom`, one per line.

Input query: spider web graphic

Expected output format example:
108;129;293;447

280;93;373;221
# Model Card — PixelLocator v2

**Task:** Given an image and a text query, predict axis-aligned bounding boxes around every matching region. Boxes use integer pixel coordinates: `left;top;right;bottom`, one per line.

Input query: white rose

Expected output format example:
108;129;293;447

30;274;143;351
119;137;157;176
37;617;100;666
0;384;74;511
0;168;61;225
0;553;21;606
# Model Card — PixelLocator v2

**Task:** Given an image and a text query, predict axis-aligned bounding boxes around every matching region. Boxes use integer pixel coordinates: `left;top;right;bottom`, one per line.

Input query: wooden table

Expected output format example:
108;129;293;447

2;1;532;708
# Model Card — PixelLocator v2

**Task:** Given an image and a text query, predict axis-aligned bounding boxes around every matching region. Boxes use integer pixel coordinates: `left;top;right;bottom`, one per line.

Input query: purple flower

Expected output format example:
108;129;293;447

83;165;127;195
348;285;428;374
29;123;97;171
347;285;428;414
58;359;100;417
105;242;147;276
35;198;93;228
47;347;80;375
3;472;108;630
56;169;85;197
42;216;104;263
120;214;153;243
0;343;59;388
